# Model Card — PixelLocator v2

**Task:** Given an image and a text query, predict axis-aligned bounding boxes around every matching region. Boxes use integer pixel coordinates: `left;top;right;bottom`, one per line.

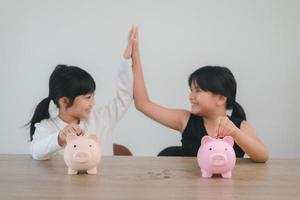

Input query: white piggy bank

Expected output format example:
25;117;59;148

64;134;101;175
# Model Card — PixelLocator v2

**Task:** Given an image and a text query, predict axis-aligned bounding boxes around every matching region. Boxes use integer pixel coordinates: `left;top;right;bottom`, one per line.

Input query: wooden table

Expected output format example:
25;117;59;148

0;155;299;199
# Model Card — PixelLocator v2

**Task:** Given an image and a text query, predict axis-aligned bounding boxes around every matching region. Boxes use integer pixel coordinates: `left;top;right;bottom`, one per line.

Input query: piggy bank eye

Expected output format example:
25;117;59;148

73;145;77;148
225;148;228;151
209;148;212;151
89;145;92;147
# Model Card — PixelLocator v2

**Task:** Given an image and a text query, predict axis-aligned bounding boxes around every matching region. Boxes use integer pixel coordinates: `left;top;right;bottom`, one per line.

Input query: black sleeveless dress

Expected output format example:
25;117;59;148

181;114;245;157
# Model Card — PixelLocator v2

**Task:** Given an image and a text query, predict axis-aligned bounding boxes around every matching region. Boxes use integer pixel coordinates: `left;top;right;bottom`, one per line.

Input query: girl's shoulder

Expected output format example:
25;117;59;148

182;113;204;134
34;116;63;129
186;113;204;124
239;120;255;132
229;117;256;135
229;116;244;128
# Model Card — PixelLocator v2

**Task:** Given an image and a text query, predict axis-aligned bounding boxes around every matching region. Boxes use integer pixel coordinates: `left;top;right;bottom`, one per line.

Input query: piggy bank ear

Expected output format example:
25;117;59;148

201;135;214;145
88;134;99;143
66;134;77;143
223;136;234;146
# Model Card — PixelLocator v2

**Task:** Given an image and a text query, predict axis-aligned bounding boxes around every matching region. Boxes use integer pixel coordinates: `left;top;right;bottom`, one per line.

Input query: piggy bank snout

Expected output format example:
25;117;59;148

209;153;227;166
73;151;92;163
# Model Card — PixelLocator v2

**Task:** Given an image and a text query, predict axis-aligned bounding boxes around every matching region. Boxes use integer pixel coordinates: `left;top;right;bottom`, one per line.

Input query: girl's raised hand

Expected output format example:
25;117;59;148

217;116;239;138
58;124;83;146
123;25;137;59
132;26;140;61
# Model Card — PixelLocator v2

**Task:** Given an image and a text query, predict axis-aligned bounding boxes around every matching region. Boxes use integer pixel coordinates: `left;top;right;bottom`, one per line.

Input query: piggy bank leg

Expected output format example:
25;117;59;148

201;169;212;178
68;168;78;175
87;167;97;175
221;171;232;178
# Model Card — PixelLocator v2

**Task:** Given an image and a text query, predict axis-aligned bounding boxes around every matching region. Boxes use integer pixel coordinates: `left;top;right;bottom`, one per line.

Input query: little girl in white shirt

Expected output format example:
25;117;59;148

28;27;136;160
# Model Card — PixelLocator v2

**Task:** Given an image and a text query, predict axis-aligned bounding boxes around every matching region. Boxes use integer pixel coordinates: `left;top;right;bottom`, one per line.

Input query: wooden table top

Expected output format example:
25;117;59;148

0;155;299;199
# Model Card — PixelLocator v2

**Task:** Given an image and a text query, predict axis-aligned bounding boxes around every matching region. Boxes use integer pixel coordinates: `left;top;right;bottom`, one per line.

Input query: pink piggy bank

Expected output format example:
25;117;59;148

197;136;236;178
64;134;101;175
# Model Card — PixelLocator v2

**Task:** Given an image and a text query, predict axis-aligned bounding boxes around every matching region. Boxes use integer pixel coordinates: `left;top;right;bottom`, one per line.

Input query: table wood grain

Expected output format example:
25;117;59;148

0;155;299;199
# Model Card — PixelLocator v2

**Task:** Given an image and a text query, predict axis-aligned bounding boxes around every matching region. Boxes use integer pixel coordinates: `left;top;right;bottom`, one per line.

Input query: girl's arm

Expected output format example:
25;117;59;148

98;58;133;127
30;123;63;160
96;27;135;127
31;123;82;160
132;27;190;132
217;117;269;162
234;121;269;162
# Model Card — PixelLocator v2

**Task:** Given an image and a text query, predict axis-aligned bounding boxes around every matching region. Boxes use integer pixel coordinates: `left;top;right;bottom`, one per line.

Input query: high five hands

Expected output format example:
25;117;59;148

123;25;138;59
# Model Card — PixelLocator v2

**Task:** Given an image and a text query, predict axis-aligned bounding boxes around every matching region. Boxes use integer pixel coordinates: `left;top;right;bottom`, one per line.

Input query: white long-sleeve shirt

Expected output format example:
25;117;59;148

30;58;133;160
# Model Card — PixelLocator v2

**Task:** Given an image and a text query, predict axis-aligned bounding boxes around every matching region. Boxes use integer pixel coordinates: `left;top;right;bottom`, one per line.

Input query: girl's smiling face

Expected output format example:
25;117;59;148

189;81;221;116
66;93;95;119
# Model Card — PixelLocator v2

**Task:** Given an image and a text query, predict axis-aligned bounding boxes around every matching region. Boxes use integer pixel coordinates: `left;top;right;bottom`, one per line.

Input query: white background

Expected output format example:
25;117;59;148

0;0;299;158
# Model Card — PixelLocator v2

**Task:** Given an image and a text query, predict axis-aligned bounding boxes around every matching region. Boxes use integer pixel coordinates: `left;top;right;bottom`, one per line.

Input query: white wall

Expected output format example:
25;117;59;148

0;0;299;158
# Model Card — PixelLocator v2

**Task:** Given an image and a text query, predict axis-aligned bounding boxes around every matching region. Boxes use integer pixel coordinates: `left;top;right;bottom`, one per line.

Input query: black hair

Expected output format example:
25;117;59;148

188;66;246;120
27;64;96;141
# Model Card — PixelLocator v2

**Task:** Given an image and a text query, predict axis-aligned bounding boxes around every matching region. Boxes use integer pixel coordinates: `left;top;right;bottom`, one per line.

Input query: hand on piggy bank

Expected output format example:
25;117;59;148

197;136;236;178
64;134;101;175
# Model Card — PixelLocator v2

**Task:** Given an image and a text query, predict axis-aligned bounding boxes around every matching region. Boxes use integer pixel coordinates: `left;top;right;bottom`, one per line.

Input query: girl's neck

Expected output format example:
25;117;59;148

203;108;226;122
202;110;227;136
58;111;80;124
203;114;226;124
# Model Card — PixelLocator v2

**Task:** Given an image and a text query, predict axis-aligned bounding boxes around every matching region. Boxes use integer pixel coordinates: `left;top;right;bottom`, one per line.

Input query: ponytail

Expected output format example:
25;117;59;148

231;101;246;121
28;97;51;141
